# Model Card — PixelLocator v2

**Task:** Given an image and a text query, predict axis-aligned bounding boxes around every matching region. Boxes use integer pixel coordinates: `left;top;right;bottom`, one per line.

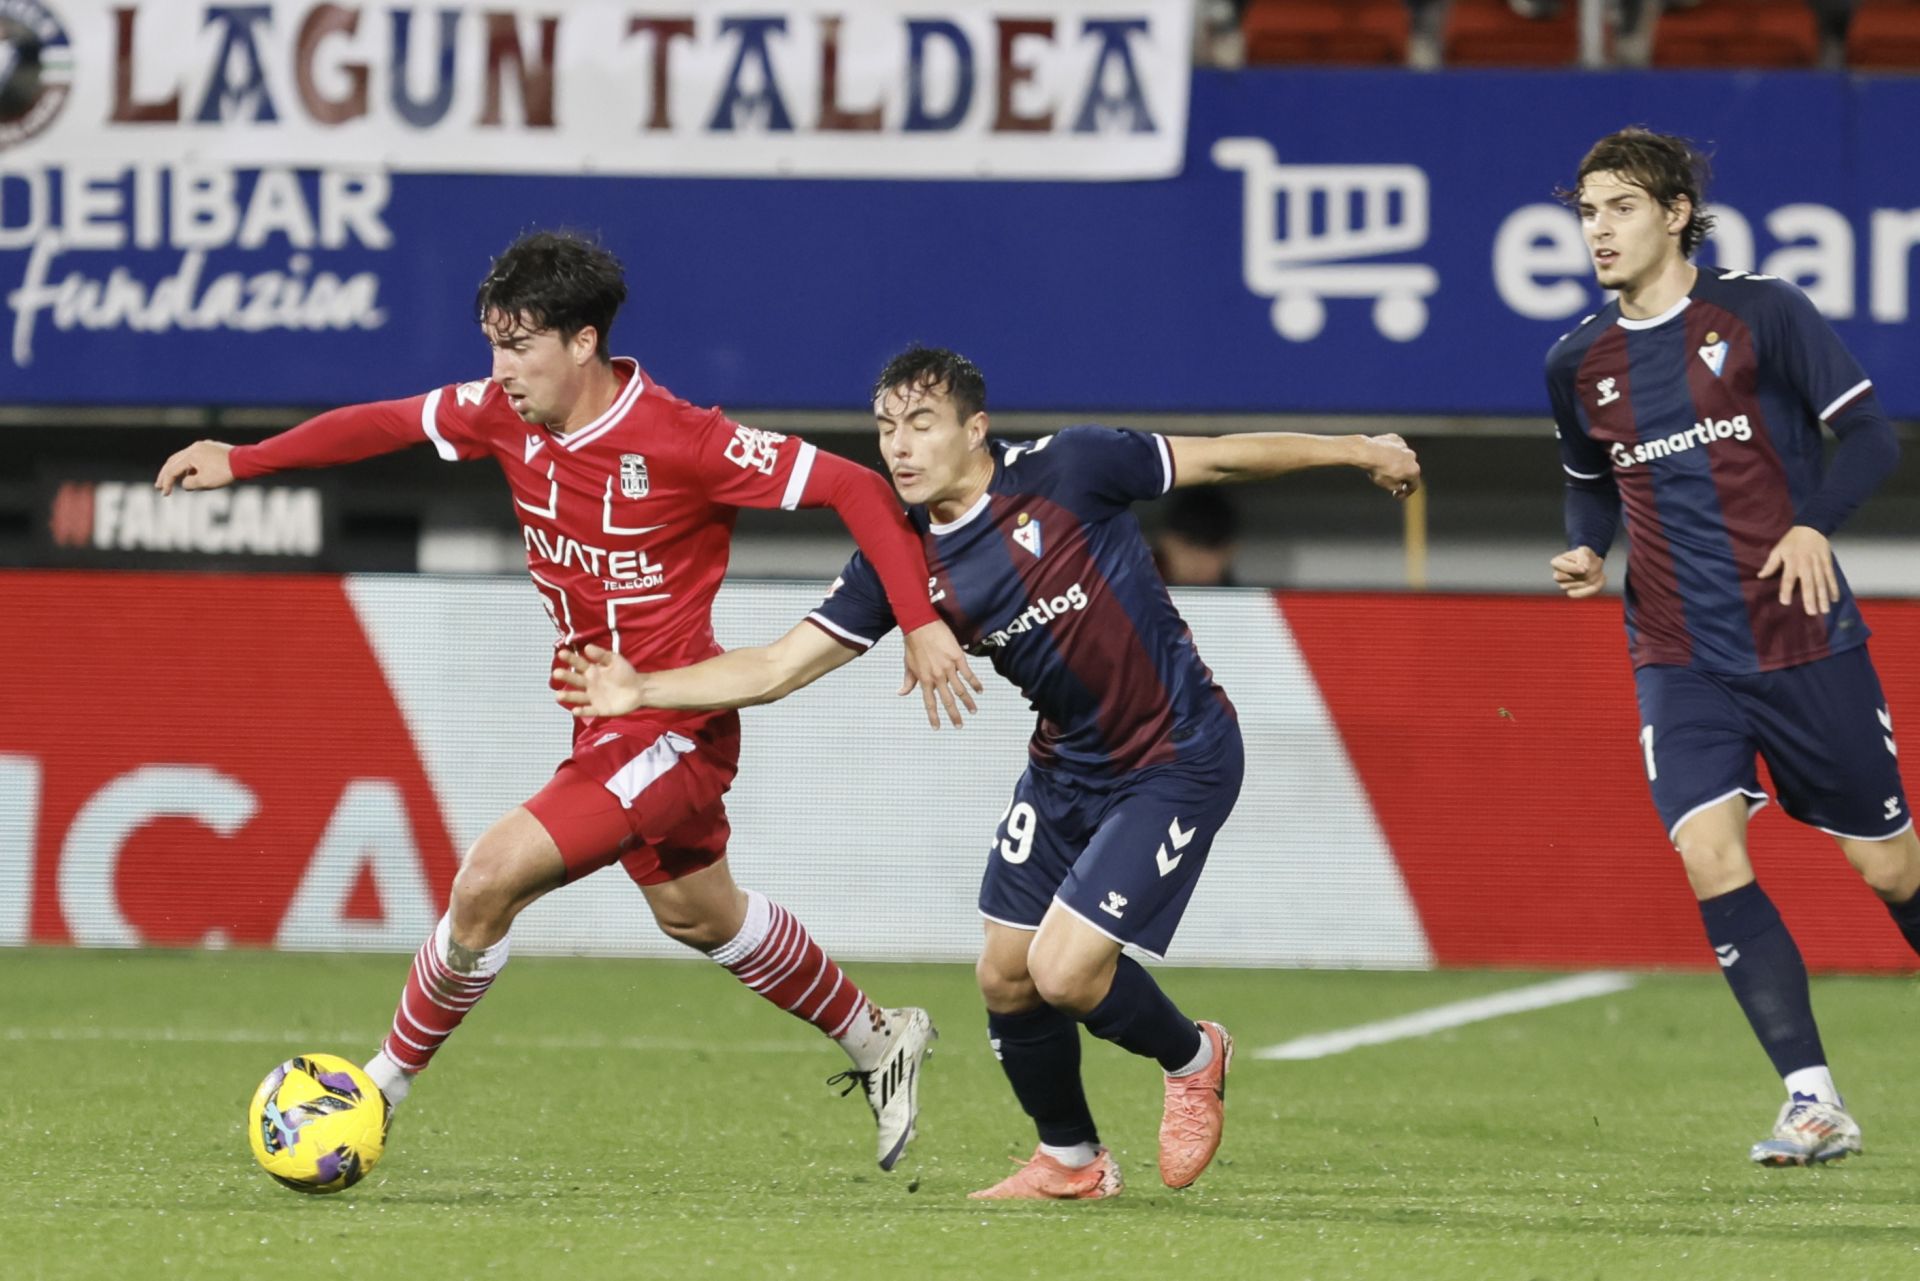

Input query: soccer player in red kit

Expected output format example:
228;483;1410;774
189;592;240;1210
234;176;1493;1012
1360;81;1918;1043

154;230;981;1173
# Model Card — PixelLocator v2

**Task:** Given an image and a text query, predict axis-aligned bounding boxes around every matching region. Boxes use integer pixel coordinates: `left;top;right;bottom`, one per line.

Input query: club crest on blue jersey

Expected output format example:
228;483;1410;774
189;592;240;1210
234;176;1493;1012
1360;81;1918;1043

619;453;649;499
1699;333;1729;377
1012;513;1043;558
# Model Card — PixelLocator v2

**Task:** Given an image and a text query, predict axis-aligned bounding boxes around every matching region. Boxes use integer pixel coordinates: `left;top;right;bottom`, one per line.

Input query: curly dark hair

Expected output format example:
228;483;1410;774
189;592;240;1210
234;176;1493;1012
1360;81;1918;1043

871;346;987;423
474;230;627;360
1559;127;1717;258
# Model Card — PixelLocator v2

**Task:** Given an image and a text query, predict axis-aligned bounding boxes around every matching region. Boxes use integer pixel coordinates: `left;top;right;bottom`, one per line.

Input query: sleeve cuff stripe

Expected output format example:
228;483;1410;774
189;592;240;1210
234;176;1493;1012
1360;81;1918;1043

1820;379;1873;422
781;441;817;511
806;612;875;650
1562;464;1607;479
1154;433;1174;494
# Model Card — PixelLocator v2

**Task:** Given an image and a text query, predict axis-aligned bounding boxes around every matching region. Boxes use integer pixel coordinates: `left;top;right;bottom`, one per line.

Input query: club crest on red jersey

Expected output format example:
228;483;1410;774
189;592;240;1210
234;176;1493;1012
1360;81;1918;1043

618;453;649;499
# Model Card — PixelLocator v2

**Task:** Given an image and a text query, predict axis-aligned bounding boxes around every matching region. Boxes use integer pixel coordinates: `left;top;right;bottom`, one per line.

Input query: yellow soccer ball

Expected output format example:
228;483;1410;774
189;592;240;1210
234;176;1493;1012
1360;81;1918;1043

246;1054;387;1194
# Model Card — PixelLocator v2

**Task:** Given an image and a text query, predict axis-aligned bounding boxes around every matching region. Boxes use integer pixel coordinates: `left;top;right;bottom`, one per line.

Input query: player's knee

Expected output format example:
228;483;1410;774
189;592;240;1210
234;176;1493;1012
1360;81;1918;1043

451;843;531;935
975;952;1038;1010
1672;837;1752;899
1028;959;1100;1017
1848;840;1920;902
653;907;731;951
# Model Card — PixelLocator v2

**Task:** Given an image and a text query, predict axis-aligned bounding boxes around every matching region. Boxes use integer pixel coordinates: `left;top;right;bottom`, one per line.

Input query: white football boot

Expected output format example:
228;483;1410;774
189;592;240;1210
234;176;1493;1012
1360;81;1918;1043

829;1007;938;1171
1749;1094;1862;1166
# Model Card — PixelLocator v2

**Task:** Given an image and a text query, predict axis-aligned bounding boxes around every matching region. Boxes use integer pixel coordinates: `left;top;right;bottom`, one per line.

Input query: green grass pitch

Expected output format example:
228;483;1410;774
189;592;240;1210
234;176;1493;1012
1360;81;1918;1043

5;949;1920;1280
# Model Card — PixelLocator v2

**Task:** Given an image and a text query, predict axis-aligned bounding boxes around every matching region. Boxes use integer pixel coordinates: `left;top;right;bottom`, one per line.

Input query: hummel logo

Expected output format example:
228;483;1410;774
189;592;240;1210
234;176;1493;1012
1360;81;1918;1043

1888;796;1904;821
525;434;546;464
1156;817;1197;877
1595;377;1620;407
1715;944;1740;968
1099;891;1128;919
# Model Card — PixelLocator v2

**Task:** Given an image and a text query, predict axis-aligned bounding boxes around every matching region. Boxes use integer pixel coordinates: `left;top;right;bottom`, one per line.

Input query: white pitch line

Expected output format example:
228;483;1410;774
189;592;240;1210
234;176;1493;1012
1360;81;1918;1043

0;1026;826;1055
1254;971;1637;1061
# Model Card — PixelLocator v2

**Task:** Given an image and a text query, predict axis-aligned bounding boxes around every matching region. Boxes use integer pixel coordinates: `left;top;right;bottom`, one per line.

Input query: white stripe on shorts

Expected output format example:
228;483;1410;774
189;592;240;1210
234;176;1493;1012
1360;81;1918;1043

603;732;697;810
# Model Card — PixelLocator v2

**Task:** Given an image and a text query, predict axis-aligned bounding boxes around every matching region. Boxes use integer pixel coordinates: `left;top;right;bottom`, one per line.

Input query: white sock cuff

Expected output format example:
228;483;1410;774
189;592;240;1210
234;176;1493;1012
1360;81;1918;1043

365;1048;412;1097
434;913;511;977
1784;1065;1841;1105
709;890;775;968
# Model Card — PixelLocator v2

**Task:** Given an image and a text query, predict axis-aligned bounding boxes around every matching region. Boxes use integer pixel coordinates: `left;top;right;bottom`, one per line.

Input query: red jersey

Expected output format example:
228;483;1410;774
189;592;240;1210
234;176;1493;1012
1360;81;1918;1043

231;359;937;741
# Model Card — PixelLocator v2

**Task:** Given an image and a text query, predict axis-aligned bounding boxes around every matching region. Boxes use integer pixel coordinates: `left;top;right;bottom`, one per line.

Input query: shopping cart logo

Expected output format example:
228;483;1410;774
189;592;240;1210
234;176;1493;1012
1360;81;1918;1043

1212;138;1439;343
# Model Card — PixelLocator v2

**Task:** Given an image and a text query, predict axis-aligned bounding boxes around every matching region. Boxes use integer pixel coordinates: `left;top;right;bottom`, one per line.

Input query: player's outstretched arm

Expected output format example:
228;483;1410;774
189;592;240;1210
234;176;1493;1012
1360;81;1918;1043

797;454;982;725
1168;432;1421;498
554;621;860;718
158;399;446;497
155;440;237;495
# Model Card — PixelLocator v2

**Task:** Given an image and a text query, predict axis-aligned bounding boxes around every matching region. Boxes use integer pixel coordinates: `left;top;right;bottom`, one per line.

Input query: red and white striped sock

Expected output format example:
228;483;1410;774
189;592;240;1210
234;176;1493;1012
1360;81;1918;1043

712;890;886;1067
371;915;509;1099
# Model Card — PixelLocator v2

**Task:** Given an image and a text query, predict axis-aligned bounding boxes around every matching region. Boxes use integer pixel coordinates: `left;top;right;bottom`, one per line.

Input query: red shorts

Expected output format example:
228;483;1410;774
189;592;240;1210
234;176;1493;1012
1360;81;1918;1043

522;712;742;887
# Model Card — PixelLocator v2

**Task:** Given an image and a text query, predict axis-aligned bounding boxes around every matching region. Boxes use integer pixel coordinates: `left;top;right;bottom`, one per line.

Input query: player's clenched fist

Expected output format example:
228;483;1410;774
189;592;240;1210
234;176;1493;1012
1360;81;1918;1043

1362;433;1422;499
155;440;237;495
1550;546;1606;598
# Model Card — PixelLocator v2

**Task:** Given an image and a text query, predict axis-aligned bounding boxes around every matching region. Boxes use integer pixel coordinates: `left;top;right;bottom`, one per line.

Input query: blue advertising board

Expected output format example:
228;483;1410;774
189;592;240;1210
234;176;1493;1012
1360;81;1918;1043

3;66;1917;415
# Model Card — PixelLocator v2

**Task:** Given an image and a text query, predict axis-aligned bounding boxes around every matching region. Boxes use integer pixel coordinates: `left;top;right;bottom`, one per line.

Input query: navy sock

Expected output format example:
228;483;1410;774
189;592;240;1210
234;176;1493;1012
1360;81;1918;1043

1699;882;1826;1077
1078;955;1204;1073
986;1005;1098;1147
1883;888;1920;960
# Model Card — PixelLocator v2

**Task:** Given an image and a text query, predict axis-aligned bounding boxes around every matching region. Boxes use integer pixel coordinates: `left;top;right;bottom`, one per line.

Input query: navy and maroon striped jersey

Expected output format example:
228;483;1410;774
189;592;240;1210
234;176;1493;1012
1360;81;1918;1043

1549;269;1879;674
809;426;1235;777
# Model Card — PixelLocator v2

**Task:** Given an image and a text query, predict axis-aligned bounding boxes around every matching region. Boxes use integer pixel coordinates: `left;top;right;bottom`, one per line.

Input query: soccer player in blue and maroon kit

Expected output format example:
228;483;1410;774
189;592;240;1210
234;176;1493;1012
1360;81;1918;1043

557;346;1421;1198
1547;129;1918;1166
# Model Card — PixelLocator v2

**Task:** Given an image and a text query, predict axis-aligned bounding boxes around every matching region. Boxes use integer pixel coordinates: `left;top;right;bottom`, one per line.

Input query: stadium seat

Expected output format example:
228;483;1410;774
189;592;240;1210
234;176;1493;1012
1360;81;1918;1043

1847;0;1920;68
1444;0;1581;65
1651;0;1820;67
1242;0;1410;65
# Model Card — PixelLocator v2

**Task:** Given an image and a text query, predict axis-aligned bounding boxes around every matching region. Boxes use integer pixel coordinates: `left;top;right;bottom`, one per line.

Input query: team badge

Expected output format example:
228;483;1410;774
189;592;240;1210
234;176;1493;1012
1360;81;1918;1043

1698;333;1729;377
0;3;73;153
618;453;649;499
1012;513;1043;558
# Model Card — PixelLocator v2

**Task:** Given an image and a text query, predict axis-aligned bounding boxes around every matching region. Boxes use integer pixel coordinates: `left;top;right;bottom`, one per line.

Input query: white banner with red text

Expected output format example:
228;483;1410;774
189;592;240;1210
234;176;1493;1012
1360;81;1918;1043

0;0;1192;178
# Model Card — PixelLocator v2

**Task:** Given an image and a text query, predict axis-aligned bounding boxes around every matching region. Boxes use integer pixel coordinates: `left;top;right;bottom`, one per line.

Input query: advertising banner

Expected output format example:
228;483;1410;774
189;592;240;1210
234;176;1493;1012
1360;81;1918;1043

5;570;1917;972
34;467;331;567
1;62;1916;415
0;0;1192;177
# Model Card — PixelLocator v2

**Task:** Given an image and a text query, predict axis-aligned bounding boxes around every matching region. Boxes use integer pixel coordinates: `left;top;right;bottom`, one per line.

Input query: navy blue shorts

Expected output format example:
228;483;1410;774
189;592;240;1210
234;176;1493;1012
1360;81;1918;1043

978;727;1245;959
1634;646;1910;842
